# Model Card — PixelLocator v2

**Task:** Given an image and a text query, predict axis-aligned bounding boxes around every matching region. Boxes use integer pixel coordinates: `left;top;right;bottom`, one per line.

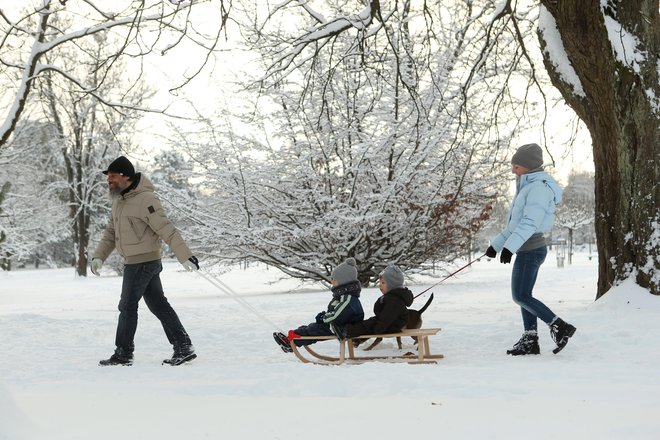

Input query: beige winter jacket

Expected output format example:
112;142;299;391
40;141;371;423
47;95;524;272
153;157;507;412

93;174;193;265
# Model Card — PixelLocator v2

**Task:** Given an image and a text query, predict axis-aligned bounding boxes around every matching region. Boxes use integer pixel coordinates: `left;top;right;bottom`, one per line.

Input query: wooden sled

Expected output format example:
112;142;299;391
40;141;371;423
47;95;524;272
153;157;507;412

289;328;443;365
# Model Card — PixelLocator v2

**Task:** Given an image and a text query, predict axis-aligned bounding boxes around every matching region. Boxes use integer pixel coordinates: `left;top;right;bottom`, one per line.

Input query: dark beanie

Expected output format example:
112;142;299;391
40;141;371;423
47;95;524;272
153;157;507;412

511;143;544;169
379;265;404;291
102;156;135;179
331;258;359;285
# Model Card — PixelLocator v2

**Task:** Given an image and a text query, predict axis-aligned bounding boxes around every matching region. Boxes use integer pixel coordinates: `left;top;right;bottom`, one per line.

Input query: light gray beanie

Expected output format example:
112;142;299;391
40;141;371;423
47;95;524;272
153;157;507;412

331;258;358;285
379;265;404;291
511;143;544;170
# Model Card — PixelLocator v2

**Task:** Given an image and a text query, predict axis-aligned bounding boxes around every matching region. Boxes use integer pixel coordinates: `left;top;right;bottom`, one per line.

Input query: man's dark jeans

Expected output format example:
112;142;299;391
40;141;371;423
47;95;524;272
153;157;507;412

115;260;191;355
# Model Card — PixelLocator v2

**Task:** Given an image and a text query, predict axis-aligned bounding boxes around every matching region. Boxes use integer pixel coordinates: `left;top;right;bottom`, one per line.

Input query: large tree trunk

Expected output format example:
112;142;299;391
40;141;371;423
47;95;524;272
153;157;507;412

538;0;660;297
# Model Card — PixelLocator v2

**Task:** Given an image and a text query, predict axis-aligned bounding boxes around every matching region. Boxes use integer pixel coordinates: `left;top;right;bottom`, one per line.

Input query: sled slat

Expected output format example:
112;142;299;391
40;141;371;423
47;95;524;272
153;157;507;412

288;328;442;365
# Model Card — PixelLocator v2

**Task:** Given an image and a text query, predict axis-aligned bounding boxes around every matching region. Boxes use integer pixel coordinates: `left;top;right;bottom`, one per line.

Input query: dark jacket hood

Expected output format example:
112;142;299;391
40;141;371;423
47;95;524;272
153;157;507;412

388;287;414;307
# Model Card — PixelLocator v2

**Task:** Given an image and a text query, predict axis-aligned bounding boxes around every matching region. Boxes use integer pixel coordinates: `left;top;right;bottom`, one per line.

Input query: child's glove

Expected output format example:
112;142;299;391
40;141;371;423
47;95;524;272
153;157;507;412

315;311;326;324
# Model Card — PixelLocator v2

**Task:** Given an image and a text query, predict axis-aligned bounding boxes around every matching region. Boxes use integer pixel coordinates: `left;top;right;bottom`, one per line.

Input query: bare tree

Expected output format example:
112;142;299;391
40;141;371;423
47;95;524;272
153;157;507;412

0;0;231;148
0;120;73;270
251;1;558;153
36;27;147;276
175;0;508;284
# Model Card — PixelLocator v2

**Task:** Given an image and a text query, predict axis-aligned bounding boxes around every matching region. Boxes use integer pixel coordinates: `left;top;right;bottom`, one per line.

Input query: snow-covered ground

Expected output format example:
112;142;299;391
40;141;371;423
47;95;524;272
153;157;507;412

1;251;659;440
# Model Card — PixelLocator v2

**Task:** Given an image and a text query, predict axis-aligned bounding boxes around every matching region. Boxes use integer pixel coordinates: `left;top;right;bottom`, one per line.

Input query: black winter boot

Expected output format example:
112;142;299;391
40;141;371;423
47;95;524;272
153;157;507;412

506;332;540;356
273;332;293;353
99;349;133;366
163;344;197;366
550;317;576;354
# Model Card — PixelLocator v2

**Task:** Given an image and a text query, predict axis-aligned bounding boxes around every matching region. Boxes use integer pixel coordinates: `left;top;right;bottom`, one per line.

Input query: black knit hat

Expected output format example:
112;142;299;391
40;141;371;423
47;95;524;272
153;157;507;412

102;156;135;179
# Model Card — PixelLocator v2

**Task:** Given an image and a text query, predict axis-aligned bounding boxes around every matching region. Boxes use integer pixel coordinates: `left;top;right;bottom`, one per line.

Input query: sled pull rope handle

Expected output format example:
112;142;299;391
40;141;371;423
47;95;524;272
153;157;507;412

413;252;487;299
196;270;285;333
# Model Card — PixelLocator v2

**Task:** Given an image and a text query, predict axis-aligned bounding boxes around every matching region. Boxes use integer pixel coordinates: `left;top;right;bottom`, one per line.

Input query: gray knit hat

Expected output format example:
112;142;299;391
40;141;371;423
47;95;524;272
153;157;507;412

331;258;358;285
379;265;404;291
511;143;544;169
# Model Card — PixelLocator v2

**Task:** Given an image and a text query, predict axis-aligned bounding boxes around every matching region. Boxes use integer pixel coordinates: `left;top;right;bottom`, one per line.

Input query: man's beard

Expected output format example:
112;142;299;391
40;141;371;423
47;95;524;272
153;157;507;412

109;183;125;198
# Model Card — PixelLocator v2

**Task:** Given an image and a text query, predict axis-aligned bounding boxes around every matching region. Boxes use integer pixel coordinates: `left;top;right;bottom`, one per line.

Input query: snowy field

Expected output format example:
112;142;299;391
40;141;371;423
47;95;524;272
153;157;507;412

1;250;659;440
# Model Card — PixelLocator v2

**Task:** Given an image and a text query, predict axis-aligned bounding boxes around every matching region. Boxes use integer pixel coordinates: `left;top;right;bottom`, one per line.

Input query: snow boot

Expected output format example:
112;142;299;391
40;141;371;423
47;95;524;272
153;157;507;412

163;344;197;366
99;350;133;366
550;317;576;354
506;332;540;356
273;332;293;353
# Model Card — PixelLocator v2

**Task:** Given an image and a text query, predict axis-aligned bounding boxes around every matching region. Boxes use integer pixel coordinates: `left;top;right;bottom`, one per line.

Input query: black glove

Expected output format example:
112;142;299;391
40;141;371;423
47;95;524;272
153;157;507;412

315;311;326;324
185;255;200;271
485;245;497;258
500;248;513;264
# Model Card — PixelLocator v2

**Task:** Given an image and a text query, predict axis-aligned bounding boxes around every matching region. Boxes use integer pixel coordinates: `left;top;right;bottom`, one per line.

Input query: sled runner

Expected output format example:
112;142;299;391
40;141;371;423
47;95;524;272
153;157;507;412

289;328;443;365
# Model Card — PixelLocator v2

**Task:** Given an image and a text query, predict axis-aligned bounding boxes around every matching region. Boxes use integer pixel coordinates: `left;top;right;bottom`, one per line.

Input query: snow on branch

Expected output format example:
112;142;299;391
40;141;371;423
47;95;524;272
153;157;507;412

538;5;586;98
0;0;229;148
262;1;379;81
599;0;648;76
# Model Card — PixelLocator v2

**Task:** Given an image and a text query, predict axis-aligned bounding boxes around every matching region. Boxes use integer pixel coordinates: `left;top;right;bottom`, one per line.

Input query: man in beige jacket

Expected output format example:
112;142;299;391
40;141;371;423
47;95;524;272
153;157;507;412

91;156;199;366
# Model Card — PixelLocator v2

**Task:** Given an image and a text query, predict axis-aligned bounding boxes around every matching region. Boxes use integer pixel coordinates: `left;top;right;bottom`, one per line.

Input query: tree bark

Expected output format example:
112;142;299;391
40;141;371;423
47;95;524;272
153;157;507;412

538;0;660;297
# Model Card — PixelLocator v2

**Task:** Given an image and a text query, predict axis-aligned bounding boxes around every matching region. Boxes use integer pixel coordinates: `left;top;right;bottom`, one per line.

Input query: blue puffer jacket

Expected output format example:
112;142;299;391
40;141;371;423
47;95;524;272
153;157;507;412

490;171;563;253
321;281;364;326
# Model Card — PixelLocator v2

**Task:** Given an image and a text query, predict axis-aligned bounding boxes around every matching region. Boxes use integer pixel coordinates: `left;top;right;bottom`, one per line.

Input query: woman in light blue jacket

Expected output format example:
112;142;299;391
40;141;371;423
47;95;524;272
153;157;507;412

486;144;576;355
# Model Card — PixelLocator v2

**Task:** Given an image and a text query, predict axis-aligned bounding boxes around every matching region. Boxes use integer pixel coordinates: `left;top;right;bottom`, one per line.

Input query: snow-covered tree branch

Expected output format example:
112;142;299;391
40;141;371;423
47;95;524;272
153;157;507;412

0;0;231;147
169;0;512;284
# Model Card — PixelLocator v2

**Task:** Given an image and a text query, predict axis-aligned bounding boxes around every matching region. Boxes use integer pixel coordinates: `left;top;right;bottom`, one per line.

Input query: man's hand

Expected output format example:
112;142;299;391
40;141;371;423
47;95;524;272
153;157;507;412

183;256;199;271
485;245;497;258
91;258;103;276
500;248;513;264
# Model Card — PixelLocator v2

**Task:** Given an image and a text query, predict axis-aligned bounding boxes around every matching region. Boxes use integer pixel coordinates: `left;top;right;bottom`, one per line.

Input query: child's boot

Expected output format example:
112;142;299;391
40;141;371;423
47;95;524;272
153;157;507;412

273;332;293;353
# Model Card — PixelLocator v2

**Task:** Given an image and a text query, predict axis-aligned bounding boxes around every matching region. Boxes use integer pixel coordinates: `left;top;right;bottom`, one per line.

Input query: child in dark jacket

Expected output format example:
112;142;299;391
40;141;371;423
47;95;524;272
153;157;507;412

337;265;413;341
273;258;364;353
